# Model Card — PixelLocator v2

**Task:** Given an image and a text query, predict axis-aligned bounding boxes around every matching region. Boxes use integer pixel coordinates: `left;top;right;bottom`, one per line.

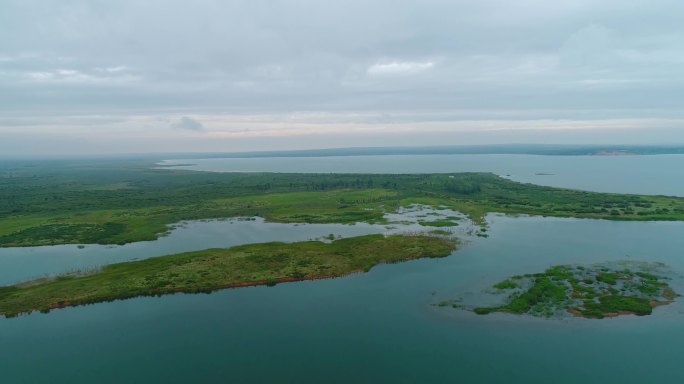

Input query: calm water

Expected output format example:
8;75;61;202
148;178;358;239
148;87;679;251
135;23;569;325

0;207;470;285
0;219;386;285
2;156;684;383
160;154;684;196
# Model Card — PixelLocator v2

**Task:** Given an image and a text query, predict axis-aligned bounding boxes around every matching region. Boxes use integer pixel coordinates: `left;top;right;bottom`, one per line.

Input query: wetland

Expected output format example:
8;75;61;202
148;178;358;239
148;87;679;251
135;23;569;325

3;154;684;383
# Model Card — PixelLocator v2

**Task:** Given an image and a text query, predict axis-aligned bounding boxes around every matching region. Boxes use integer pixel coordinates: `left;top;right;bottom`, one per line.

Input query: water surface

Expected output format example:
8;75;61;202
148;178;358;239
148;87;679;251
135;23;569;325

2;215;684;383
160;154;684;196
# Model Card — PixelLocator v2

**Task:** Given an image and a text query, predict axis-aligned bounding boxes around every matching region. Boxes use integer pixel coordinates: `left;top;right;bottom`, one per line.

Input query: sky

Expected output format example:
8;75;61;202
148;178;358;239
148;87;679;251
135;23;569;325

1;0;684;155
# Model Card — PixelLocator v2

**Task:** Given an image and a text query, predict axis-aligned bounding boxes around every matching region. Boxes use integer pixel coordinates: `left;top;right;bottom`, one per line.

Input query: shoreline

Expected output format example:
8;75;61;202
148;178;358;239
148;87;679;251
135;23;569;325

42;270;367;313
567;299;673;319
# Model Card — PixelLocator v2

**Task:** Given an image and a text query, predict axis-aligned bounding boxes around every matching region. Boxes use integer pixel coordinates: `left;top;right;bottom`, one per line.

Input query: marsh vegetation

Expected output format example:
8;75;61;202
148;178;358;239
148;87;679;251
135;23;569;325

2;159;684;247
0;234;457;317
471;262;676;318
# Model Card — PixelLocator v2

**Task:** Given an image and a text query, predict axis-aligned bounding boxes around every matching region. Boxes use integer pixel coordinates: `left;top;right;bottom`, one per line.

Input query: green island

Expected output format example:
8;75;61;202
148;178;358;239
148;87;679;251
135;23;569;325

0;234;456;317
2;159;684;247
471;262;677;319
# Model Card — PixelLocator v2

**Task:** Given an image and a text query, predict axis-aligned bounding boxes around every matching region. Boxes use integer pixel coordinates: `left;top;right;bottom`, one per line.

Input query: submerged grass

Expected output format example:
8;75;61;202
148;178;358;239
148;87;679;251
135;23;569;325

418;219;459;227
0;234;457;317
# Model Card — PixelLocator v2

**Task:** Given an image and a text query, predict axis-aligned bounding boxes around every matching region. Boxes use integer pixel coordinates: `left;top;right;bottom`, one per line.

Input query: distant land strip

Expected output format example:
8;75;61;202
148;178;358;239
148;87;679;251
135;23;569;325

3;169;684;247
158;144;684;159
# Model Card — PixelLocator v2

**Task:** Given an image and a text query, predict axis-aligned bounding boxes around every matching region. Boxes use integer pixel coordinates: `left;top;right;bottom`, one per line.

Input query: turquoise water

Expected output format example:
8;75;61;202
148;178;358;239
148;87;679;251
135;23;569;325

2;156;684;383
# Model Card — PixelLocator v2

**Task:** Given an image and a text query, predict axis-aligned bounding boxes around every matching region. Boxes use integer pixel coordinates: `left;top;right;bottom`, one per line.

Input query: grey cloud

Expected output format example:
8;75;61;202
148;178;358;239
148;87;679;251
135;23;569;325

1;0;683;154
172;116;204;131
2;0;683;114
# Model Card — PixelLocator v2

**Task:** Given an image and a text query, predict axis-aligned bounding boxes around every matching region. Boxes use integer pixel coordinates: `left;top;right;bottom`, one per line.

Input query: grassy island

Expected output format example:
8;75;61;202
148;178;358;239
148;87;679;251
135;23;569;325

0;234;456;317
2;159;684;247
472;262;677;319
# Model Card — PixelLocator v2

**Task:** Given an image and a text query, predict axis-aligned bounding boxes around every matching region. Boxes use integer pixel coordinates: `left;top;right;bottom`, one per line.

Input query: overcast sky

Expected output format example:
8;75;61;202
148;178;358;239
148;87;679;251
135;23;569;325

2;0;684;155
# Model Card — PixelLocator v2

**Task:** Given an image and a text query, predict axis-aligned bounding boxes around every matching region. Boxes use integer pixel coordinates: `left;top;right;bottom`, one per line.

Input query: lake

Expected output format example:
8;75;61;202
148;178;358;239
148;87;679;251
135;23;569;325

159;153;684;196
2;155;684;383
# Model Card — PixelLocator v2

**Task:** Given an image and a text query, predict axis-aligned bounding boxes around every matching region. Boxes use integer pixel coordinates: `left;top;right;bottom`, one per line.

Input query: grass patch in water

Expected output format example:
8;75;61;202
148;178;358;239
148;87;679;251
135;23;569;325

469;262;676;319
418;219;460;227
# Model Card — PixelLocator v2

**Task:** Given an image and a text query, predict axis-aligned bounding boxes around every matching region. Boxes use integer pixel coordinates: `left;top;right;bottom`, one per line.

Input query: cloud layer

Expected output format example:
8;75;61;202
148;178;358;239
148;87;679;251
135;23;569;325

1;0;683;154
